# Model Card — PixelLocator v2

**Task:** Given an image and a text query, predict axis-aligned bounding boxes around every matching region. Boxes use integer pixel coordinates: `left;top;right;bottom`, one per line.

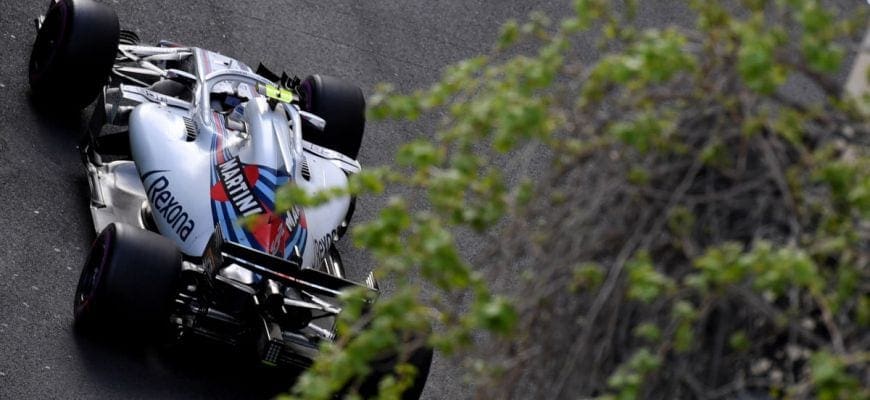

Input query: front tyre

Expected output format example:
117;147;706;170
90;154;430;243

299;74;366;159
74;223;181;340
29;0;120;110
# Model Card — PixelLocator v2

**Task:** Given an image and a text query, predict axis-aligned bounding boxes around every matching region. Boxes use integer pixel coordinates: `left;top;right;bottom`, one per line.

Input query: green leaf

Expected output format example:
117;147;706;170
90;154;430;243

674;322;694;353
728;331;750;352
473;296;518;335
667;206;695;238
571;262;605;291
396;140;444;168
627;167;649;185
672;300;697;321
606;348;660;399
497;20;520;50
809;351;860;400
633;323;662;343
858;295;870;327
626;251;674;303
608;115;659;153
734;18;788;94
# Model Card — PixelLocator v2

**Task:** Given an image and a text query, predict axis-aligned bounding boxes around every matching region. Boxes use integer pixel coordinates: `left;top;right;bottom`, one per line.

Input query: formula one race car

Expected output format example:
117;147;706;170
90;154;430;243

28;0;431;397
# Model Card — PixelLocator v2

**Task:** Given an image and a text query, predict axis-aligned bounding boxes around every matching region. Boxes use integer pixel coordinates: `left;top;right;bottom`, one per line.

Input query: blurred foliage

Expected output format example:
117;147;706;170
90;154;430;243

281;0;869;398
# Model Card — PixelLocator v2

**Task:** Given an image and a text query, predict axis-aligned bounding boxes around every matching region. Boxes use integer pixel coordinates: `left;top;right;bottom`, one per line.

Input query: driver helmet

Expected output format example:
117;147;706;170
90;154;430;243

210;81;243;113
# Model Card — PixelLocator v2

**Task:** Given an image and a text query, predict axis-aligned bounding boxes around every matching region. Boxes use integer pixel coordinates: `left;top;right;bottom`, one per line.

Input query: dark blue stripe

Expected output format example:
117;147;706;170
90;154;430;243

252;186;275;210
217;201;238;243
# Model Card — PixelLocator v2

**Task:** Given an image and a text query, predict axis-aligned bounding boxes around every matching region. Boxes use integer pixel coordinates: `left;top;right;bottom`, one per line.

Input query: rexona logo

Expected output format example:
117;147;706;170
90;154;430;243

216;157;264;217
143;171;196;241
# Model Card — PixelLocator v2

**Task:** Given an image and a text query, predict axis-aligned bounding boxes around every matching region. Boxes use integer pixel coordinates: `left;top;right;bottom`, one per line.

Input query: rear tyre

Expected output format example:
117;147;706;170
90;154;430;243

359;342;434;400
299;74;366;159
29;0;120;110
74;223;181;340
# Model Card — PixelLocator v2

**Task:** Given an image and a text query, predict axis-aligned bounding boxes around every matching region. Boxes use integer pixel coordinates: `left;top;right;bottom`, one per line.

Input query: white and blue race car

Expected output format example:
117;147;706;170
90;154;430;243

28;0;431;396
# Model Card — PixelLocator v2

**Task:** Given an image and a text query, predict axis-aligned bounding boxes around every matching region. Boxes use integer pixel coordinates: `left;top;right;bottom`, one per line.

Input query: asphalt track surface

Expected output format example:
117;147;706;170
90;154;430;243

0;1;852;399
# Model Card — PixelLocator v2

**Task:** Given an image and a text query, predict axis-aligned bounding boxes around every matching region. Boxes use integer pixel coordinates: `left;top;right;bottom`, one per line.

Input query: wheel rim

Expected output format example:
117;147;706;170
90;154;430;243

74;226;113;317
29;0;69;81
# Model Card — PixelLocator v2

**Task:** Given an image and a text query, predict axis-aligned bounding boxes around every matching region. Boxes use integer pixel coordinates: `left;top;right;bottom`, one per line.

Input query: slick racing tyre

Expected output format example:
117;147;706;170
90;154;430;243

29;0;120;110
74;223;181;340
358;337;434;400
299;74;366;159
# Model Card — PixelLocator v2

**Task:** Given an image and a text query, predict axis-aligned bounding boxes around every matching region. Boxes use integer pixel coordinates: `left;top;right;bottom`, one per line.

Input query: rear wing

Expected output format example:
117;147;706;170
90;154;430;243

202;225;377;298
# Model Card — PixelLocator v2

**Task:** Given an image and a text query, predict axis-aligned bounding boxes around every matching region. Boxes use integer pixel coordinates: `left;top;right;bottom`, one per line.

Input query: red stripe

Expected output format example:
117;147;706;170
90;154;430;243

212;113;225;164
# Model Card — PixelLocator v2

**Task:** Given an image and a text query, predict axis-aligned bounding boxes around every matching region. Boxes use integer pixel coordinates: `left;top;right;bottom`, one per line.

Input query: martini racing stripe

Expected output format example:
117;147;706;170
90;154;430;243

254;180;273;198
258;167;278;187
206;100;304;258
252;185;275;211
285;223;307;257
220;199;249;247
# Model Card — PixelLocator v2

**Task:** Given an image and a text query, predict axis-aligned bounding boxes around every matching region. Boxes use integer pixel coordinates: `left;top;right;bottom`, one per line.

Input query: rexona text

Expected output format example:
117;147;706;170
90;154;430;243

143;171;196;241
